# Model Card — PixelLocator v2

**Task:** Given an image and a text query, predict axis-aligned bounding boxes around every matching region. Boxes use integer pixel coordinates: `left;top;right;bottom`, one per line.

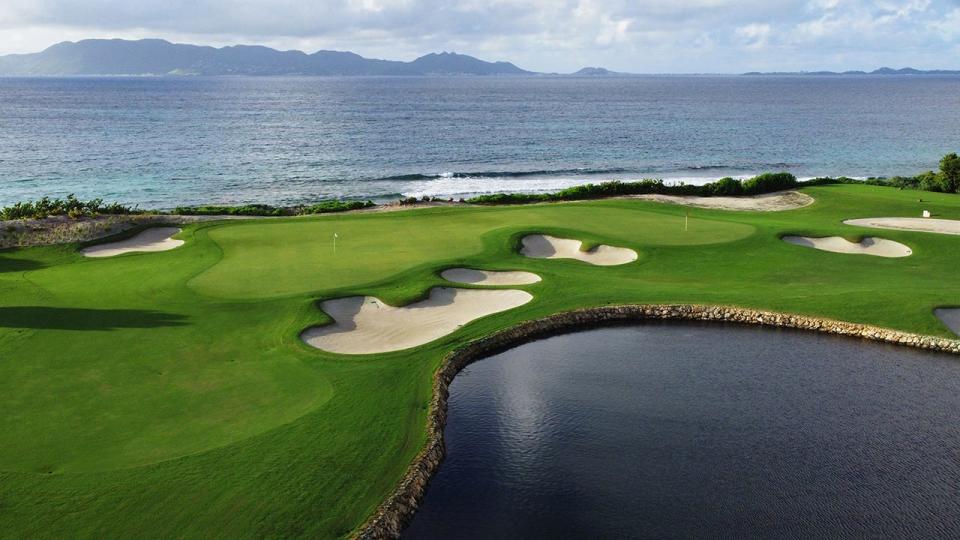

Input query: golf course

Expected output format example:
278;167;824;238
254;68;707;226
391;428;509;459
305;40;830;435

3;183;960;538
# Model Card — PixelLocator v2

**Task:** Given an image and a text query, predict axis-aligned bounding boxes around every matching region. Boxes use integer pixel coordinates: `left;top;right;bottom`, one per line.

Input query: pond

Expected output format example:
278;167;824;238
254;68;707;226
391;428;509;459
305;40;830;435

405;323;960;538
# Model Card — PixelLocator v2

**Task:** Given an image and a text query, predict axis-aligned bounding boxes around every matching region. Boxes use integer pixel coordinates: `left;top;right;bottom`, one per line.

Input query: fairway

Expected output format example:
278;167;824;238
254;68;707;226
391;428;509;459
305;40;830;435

3;184;960;538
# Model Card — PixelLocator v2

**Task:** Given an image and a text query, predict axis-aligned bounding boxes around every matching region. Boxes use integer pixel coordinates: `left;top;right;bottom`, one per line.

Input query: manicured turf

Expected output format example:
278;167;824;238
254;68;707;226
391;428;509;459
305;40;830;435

2;184;960;537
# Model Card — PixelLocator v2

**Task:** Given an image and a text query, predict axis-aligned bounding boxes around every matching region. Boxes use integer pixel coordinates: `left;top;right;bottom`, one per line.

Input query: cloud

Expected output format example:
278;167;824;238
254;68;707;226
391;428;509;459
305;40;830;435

0;0;957;72
735;23;772;49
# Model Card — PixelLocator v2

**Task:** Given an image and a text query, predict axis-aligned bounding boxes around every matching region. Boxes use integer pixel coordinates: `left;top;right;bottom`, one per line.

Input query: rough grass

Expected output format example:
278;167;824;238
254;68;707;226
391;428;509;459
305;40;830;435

1;184;960;538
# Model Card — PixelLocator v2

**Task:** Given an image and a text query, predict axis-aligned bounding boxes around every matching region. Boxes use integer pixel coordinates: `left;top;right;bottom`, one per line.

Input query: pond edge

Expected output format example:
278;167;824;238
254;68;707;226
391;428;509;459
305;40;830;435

355;304;960;539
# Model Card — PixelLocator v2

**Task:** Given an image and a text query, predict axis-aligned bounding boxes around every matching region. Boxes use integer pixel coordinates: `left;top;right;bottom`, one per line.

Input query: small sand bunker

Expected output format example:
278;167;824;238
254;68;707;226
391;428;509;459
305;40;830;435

935;308;960;336
301;287;533;354
844;217;960;236
81;227;184;257
632;191;813;212
782;235;911;258
520;235;637;266
441;268;541;286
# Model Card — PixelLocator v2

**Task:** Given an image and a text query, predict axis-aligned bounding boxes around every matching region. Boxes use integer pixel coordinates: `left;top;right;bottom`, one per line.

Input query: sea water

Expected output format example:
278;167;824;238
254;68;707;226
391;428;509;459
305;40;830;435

1;75;958;208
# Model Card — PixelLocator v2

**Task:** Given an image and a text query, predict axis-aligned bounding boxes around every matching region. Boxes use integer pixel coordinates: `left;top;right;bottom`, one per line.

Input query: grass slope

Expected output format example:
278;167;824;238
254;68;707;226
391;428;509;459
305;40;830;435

1;184;959;538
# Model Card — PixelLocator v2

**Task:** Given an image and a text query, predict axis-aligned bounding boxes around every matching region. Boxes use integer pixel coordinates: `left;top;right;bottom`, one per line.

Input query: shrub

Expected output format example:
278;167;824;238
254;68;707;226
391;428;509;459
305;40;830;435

708;177;743;196
917;171;943;192
886;176;920;189
467;173;799;205
940;153;960;193
0;194;136;220
173;200;375;216
299;200;375;215
174;204;288;216
741;172;797;195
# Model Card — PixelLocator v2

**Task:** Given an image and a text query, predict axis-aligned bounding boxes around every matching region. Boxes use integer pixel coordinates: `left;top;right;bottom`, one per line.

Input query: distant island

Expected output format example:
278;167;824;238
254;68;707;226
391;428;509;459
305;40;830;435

0;39;540;76
744;67;960;76
1;39;957;77
0;38;621;77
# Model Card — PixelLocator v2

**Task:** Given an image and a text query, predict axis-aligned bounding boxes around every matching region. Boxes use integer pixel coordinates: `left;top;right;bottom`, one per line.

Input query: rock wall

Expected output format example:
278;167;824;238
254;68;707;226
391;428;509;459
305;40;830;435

355;304;960;538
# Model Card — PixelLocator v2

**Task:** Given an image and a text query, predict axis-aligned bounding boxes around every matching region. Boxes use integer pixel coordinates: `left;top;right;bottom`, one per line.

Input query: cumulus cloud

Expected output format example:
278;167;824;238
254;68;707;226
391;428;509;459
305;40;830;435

0;0;956;72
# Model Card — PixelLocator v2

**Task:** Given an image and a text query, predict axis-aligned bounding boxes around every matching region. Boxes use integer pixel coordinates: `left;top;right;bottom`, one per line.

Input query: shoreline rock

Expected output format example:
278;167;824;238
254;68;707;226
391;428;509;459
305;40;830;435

355;304;960;539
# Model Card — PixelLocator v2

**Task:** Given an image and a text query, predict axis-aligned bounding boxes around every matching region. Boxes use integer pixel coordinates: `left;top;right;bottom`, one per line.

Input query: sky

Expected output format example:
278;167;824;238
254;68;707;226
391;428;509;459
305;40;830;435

0;0;958;73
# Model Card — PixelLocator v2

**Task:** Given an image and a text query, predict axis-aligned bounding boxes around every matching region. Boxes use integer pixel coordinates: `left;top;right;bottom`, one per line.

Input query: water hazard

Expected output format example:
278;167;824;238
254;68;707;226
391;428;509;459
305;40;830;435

405;323;960;538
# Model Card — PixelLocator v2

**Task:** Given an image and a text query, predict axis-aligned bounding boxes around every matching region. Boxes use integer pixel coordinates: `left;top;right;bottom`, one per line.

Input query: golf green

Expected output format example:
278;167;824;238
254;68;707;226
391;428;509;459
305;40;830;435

2;184;959;538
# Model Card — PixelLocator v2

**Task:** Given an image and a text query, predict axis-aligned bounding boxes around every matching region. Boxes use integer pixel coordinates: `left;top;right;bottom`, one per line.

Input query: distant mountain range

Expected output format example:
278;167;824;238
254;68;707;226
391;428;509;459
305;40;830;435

0;39;536;76
743;67;960;76
1;40;956;77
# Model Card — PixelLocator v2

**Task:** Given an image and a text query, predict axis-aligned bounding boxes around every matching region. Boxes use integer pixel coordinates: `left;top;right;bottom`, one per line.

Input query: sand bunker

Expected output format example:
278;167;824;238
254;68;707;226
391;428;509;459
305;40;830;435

782;235;911;258
81;227;184;257
631;191;814;212
935;309;960;336
441;268;541;286
844;217;960;236
520;235;638;266
301;287;533;354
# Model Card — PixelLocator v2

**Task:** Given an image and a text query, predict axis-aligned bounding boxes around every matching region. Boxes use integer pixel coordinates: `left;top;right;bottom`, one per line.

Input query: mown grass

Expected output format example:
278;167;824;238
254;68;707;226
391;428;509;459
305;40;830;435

1;184;960;538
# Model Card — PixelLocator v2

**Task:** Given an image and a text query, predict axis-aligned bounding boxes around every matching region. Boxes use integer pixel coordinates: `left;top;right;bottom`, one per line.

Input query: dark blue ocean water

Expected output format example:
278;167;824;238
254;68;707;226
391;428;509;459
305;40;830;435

1;75;958;208
405;323;960;538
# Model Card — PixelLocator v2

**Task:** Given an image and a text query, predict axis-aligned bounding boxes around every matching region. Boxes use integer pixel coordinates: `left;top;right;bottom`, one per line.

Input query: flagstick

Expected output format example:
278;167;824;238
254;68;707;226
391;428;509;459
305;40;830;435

685;211;689;232
333;233;337;255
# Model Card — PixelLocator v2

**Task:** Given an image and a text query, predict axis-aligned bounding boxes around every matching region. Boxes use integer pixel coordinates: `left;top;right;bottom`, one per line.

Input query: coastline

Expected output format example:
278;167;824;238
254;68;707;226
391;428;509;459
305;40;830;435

356;304;960;539
1;189;813;250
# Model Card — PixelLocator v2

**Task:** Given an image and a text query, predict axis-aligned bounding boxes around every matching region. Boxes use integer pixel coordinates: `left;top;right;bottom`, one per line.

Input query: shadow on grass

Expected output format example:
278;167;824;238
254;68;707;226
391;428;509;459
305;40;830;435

0;257;47;273
0;306;188;330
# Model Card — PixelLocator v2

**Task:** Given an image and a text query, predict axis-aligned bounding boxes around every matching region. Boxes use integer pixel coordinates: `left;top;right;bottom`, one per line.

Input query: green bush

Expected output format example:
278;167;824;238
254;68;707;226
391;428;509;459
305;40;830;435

174;204;288;216
1;194;137;220
940;153;960;193
709;177;744;196
467;173;797;205
741;172;798;195
917;171;943;192
299;200;375;215
174;200;376;217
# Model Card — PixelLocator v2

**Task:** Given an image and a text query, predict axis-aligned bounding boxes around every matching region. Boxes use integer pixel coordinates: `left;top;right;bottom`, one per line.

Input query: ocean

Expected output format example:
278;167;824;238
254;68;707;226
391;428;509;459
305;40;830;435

1;75;958;208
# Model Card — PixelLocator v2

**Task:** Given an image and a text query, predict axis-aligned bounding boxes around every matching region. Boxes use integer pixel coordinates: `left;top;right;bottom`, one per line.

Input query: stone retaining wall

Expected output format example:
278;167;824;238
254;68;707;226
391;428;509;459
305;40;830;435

356;304;960;538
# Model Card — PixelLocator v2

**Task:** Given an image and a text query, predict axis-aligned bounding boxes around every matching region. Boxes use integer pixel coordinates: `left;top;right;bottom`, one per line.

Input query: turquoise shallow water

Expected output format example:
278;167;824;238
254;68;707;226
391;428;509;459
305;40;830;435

406;323;960;538
1;75;958;208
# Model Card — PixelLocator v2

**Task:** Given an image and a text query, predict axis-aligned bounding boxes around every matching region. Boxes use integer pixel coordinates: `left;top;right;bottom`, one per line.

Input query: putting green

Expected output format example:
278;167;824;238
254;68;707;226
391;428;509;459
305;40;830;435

189;203;755;299
2;185;960;538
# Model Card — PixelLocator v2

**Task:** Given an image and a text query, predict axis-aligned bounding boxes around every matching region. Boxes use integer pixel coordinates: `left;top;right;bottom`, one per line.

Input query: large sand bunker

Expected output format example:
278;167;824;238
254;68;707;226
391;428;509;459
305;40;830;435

631;191;813;212
844;217;960;236
935;308;960;336
301;287;533;354
81;227;184;257
782;235;911;258
441;268;541;286
520;235;638;266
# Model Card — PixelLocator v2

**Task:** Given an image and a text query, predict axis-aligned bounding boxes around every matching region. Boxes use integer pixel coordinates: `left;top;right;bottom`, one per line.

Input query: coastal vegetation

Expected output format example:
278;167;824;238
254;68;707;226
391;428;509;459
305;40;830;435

467;172;800;204
174;200;376;216
0;194;138;220
4;154;956;221
2;184;960;537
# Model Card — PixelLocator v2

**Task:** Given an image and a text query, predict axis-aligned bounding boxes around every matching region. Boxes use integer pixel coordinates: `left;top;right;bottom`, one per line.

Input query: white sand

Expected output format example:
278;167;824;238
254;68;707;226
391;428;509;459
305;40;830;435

520;234;638;266
630;191;814;212
782;235;912;258
441;268;541;286
844;217;960;236
81;227;184;257
301;287;533;354
935;308;960;336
